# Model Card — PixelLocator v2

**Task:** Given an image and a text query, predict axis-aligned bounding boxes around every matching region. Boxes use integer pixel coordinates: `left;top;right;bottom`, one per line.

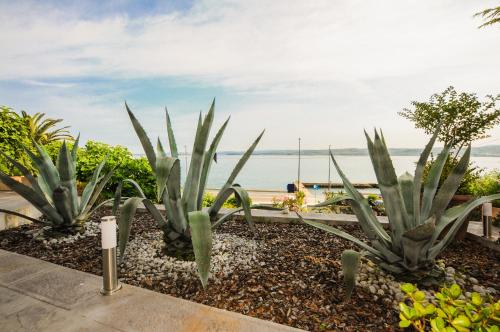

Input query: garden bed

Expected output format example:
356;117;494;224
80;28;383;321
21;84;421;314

0;208;498;331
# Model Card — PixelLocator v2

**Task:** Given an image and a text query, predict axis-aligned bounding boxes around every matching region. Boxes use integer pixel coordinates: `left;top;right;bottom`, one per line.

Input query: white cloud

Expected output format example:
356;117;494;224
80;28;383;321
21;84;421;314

0;0;499;149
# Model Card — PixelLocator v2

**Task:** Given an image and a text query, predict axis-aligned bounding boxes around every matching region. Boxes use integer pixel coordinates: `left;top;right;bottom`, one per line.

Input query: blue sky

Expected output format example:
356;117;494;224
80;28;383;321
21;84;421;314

1;0;499;153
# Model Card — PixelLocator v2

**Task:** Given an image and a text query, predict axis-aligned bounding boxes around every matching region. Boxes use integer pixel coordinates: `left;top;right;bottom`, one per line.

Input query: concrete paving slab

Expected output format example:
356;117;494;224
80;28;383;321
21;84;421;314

0;250;303;331
10;265;100;309
0;251;51;285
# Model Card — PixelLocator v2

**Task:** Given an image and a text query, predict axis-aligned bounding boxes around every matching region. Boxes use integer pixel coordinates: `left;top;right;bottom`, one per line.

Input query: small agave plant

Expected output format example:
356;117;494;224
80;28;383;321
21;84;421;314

0;138;115;233
114;99;267;287
299;129;500;285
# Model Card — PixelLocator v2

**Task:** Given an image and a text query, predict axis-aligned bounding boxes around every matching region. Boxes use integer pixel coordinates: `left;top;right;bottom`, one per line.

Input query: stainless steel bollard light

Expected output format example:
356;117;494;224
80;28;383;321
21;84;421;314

482;203;493;238
100;216;122;295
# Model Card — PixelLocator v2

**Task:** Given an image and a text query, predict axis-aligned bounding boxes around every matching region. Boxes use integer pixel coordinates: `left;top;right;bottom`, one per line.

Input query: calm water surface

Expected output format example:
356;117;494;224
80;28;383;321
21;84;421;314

189;155;500;191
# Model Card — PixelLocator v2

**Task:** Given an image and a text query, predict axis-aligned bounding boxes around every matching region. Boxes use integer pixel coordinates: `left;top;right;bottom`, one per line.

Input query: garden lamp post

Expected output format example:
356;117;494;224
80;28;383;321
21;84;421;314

100;216;122;295
482;203;493;238
297;137;301;192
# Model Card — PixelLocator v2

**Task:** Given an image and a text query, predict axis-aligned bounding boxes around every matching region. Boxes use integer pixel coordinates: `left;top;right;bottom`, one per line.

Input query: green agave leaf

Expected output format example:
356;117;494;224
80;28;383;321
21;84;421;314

429;146;471;219
0;170;62;224
155;139;179;202
118;197;146;261
212;204;283;229
0;150;44;197
197;116;230;210
428;193;500;259
71;133;80;161
125;102;156;172
398;172;414;225
401;217;435;269
188;211;212;288
142;199;167;228
80;166;117;217
413;128;440;226
165;107;179;158
208;185;254;230
79;157;107;214
298;214;385;259
25;142;60;193
366;130;410;243
328;150;392;247
52;186;73;225
183;102;214;212
420;145;450;222
57;142;78;215
310;194;351;207
341;249;360;300
209;130;264;216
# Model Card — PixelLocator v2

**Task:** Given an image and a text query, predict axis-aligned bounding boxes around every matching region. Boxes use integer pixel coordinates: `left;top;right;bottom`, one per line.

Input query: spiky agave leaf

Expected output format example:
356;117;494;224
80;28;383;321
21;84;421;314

125;102;156;172
208;184;255;229
79;157;108;214
188;211;212;288
0;170;63;224
209;130;265;217
57;142;78;215
197;116;230;210
413;128;440;227
398;172;414;223
365;130;410;246
341;250;360;300
429;146;471;219
165;107;179;158
183;102;215;212
212;204;283;229
420;146;450;222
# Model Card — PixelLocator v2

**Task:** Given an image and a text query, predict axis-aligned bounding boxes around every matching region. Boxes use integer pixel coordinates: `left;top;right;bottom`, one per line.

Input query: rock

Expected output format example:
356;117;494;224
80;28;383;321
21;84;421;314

468;277;478;284
472;285;485;294
445;266;455;275
369;286;377;294
377;289;385;296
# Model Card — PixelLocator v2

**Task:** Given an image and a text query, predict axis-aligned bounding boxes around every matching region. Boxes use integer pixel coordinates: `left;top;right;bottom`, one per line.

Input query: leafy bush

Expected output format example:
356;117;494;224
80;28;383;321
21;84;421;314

0;106;33;175
272;191;306;211
399;283;499;331
469;170;500;208
202;191;252;208
76;141;156;200
423;155;482;195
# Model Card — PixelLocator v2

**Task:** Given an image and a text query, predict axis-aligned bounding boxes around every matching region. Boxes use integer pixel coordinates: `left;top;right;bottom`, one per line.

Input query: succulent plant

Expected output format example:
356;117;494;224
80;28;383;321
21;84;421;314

114;99;268;287
341;250;360;300
0;137;115;233
299;129;500;283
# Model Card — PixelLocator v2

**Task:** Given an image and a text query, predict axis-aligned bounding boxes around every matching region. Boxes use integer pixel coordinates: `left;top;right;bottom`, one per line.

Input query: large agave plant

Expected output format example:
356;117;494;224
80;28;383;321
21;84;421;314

0;138;115;233
299;129;500;282
114;99;267;287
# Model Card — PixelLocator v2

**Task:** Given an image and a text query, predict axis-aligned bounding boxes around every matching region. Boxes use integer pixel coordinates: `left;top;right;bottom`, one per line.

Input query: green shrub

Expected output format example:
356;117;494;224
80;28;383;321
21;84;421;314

0;106;33;175
423;155;482;195
76;141;156;200
201;191;252;208
469;170;500;208
272;191;306;211
399;283;500;331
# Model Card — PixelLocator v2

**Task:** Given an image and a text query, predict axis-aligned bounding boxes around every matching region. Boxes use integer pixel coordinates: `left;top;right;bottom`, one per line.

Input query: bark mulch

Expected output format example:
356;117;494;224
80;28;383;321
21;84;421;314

1;209;498;331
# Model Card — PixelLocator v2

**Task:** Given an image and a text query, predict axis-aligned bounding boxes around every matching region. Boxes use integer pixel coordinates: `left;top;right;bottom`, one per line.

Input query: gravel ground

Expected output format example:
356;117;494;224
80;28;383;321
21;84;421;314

0;208;498;331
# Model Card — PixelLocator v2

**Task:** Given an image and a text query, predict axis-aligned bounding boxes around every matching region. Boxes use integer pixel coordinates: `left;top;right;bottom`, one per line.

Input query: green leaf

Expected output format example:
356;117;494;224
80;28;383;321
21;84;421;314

421;145;450;222
188;211;212;288
398;172;415;225
79;157;107;214
401;283;416;294
208;185;254;229
125;102;156;172
310;194;351;207
52;186;73;225
118;197;145;261
197;116;230;210
414;290;426;302
399;320;411;328
430;317;445;332
183;103;214;212
429;146;471;219
451;315;471;329
449;284;461;299
165;107;178;158
57;141;78;215
413;128;440;226
470;292;482;306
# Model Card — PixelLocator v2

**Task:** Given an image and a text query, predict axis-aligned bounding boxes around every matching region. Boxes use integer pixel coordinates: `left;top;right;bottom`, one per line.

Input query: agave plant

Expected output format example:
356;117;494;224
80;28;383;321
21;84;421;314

299;129;500;283
0;138;115;233
114;99;268;287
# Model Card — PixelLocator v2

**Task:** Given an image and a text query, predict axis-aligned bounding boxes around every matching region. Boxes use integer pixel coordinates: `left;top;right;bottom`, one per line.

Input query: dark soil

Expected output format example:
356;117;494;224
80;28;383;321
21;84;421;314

1;209;498;331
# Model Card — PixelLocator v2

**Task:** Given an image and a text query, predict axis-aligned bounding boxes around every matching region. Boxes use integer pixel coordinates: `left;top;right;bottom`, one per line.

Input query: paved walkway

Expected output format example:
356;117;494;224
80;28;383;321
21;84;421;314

0;249;302;332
